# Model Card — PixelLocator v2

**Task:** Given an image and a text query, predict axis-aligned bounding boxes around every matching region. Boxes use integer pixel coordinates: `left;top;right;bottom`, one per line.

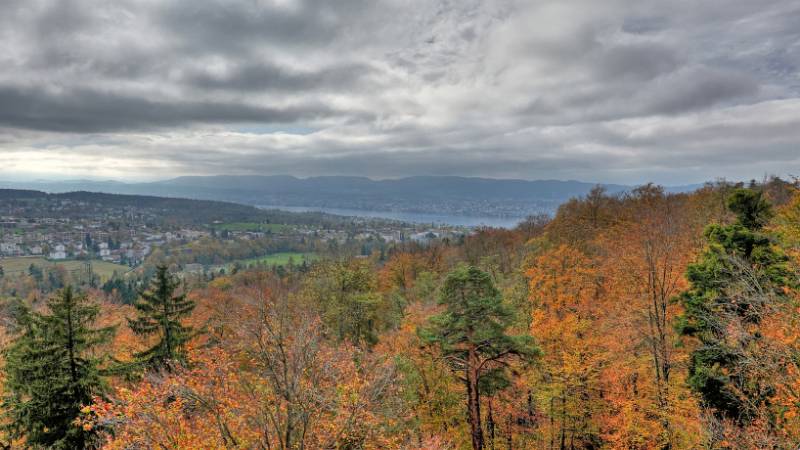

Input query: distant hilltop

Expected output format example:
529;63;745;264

0;175;703;219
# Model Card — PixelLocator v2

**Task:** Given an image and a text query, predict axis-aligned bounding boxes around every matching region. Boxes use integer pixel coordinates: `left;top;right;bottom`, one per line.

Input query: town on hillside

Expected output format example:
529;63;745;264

0;190;467;283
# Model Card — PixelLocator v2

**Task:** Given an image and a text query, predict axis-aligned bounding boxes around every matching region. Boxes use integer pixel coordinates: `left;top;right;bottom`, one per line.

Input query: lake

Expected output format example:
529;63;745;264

258;205;524;228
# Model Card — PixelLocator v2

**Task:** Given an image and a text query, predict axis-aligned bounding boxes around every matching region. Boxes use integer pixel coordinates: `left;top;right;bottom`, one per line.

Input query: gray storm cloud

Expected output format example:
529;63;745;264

0;0;798;183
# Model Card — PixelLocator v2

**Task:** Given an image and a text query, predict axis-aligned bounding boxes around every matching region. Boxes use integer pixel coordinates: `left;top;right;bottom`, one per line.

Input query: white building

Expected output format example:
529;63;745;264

410;231;439;243
184;263;204;273
50;244;67;260
0;242;20;255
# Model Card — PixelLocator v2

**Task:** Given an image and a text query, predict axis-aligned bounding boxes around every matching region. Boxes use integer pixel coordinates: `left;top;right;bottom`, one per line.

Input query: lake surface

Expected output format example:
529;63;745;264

258;205;524;228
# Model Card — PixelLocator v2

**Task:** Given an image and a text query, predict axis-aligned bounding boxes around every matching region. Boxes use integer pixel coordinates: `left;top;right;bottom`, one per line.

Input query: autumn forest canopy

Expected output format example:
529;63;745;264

2;178;800;449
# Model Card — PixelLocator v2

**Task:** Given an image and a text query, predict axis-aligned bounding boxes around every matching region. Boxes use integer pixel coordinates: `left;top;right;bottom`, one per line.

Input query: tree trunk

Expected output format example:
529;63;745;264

487;399;495;450
559;395;566;450
467;347;484;450
549;397;555;450
65;291;79;384
506;413;513;450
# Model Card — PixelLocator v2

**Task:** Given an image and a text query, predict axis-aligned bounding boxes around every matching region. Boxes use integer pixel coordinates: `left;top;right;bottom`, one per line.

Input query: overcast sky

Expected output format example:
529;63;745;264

1;0;799;184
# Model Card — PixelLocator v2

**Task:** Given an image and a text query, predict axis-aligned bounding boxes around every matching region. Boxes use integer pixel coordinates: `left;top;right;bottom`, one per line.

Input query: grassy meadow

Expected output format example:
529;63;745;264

0;256;130;280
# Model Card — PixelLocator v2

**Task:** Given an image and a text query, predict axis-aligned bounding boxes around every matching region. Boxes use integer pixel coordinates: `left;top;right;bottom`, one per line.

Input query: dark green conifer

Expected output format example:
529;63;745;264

420;264;538;450
128;265;195;370
2;287;114;449
677;188;793;422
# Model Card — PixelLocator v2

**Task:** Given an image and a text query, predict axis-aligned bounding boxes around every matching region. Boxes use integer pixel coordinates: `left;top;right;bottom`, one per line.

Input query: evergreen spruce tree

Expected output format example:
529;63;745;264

420;265;538;450
2;287;114;449
128;265;195;370
677;188;793;422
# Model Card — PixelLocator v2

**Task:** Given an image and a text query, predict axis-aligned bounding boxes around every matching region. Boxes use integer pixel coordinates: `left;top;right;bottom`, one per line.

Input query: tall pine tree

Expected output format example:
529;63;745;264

420;265;538;450
678;188;794;422
2;287;114;449
128;265;195;370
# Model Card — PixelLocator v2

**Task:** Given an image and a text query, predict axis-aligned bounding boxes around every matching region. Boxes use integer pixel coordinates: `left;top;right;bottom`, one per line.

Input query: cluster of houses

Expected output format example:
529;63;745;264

333;228;457;245
213;223;415;246
42;241;151;265
0;215;212;267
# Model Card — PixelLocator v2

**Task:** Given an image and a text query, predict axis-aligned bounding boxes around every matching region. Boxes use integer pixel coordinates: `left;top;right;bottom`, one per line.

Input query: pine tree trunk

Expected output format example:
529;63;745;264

65;290;78;384
506;413;513;450
467;346;484;450
487;399;495;450
163;283;173;363
559;395;566;450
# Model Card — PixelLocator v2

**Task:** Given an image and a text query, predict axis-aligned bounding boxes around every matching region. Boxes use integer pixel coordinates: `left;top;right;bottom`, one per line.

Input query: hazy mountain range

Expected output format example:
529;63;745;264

0;176;703;219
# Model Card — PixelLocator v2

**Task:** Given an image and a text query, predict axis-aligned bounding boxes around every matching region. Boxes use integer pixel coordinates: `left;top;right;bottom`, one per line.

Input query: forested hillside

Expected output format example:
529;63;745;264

2;179;799;449
0;189;382;228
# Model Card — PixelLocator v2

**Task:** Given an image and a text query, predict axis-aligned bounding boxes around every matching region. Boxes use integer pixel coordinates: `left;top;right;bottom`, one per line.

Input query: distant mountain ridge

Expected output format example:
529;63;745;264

0;175;704;219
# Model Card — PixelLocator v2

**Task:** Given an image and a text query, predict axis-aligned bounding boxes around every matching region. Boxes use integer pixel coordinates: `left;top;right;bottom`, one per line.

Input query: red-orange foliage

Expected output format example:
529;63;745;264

94;273;412;449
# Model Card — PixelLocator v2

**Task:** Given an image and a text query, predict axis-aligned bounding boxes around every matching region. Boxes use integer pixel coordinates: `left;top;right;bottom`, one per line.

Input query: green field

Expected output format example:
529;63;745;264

231;252;318;268
212;222;292;232
0;257;130;280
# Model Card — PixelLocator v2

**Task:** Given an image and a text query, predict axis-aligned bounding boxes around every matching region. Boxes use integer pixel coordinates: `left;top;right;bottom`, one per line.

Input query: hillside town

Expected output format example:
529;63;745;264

0;217;206;265
0;195;211;267
0;191;466;275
